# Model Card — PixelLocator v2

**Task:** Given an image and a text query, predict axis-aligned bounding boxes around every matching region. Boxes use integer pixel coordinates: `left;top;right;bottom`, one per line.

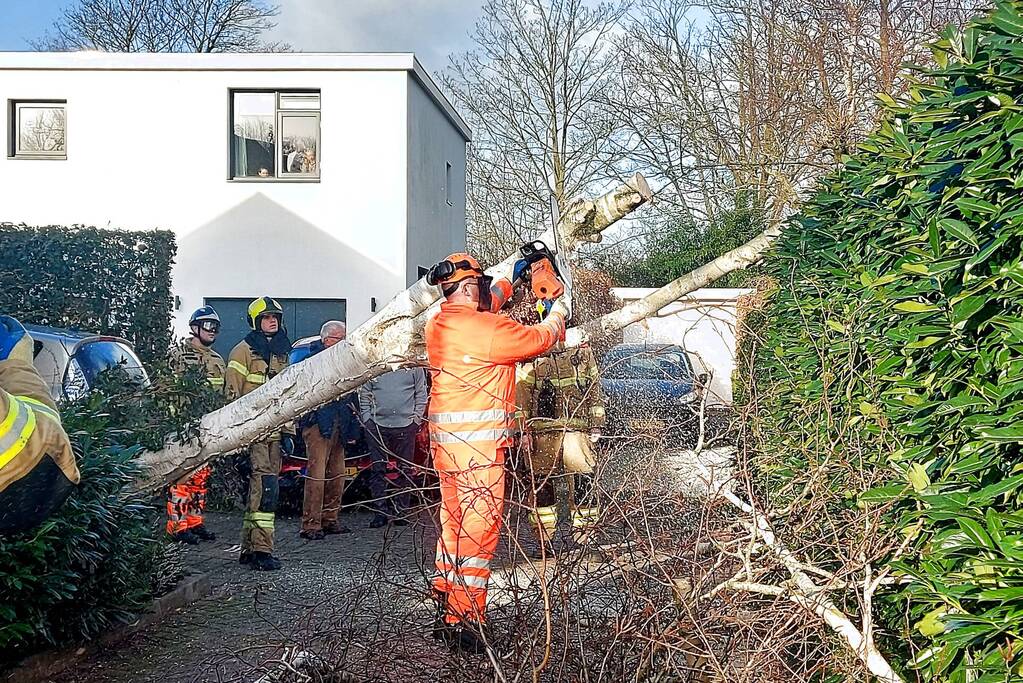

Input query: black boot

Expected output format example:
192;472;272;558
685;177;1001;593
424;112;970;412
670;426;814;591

239;551;253;565
438;622;488;654
369;513;389;529
170;530;200;545
191;524;216;541
249;552;283;571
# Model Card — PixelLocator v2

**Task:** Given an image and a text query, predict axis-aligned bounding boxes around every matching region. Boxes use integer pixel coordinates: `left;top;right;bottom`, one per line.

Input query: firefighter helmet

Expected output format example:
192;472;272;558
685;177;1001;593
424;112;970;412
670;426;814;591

427;252;484;286
189;305;220;327
247;296;284;330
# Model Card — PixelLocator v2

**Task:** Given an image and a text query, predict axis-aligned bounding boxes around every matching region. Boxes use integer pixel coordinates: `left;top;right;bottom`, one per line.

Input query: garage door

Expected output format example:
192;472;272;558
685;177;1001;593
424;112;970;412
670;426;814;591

204;297;347;358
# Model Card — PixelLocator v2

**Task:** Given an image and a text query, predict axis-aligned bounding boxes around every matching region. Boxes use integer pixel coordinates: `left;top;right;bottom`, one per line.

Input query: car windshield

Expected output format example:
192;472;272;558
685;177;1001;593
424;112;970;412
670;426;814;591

71;340;147;387
605;347;691;381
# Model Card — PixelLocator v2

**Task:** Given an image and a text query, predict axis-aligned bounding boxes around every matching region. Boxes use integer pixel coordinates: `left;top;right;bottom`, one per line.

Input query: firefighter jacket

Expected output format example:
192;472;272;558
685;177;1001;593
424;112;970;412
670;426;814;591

425;289;566;451
0;330;79;533
516;345;607;433
170;338;227;393
226;331;290;401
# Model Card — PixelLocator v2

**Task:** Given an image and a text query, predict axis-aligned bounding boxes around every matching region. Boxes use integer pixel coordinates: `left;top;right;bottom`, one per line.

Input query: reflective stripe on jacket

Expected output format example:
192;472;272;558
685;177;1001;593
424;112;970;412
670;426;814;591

516;345;607;433
425;283;565;450
226;339;289;401
170;339;227;392
0;355;78;494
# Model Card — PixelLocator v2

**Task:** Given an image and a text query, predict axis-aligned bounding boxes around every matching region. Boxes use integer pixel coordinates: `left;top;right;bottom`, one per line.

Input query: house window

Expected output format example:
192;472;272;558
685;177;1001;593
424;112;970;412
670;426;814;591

230;90;320;180
445;162;453;205
8;100;66;159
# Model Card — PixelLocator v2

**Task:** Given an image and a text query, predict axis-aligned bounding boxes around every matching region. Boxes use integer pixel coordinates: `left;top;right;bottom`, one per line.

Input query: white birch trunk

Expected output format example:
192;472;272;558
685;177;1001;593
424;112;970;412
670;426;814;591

136;174;653;491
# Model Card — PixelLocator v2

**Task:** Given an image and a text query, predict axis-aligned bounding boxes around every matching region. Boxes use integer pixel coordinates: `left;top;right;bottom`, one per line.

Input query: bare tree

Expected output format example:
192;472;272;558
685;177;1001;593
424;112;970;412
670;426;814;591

446;0;631;264
34;0;288;53
611;0;980;223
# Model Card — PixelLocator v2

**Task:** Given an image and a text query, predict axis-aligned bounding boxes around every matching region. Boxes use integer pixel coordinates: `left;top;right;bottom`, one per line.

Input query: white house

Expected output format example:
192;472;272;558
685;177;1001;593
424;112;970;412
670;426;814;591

611;287;754;405
0;52;470;355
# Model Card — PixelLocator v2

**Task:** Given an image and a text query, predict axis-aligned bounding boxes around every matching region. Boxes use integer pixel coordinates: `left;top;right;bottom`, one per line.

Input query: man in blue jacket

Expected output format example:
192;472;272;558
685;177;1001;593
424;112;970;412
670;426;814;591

298;321;361;540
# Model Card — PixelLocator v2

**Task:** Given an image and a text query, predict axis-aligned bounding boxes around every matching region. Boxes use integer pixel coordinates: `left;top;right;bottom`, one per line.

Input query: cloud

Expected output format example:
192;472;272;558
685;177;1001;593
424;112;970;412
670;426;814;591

269;0;482;77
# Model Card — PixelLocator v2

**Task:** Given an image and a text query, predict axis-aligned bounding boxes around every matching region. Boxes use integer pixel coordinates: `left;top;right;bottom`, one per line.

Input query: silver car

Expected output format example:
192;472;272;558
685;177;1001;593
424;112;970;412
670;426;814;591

26;325;149;402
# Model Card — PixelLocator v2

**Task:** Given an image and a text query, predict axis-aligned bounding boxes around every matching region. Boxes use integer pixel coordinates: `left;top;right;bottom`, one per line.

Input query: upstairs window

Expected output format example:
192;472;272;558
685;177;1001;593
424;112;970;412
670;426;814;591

8;100;66;159
230;90;320;181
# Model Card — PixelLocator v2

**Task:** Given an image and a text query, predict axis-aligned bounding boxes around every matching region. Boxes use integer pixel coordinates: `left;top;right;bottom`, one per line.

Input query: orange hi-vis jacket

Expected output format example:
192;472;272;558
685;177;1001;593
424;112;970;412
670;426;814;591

425;286;566;452
424;279;565;625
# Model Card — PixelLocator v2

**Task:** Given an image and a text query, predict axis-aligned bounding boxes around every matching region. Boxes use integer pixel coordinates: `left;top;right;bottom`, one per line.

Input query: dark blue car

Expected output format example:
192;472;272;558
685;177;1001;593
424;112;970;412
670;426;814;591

600;343;707;442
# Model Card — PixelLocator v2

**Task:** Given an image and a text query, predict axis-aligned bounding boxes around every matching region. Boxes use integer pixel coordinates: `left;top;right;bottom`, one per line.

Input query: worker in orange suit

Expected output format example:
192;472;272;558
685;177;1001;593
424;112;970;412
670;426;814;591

424;251;568;653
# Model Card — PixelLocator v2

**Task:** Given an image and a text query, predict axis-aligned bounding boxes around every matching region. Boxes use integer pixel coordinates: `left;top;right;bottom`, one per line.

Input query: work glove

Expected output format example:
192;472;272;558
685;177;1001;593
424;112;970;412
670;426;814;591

548;296;572;322
0;315;32;364
280;434;297;456
512;258;531;285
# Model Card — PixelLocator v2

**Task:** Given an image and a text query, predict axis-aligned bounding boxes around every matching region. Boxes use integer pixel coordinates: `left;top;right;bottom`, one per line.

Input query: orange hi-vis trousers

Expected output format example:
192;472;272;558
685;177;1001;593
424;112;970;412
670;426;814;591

166;465;211;535
432;443;506;626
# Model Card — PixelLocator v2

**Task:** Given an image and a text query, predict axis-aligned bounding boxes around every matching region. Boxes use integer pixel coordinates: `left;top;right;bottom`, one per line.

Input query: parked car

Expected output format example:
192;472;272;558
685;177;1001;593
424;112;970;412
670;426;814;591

599;343;708;445
26;324;149;402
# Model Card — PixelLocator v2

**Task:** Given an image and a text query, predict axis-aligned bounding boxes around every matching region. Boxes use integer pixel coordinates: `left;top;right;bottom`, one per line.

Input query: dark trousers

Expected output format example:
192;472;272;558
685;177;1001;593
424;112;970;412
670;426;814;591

365;421;418;518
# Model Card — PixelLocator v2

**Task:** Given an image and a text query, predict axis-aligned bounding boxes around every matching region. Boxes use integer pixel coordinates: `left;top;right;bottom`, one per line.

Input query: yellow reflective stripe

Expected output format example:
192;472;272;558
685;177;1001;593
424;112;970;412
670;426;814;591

243;511;275;529
246;373;266;385
207;377;225;387
18;396;62;424
0;399;36;470
228;360;248;375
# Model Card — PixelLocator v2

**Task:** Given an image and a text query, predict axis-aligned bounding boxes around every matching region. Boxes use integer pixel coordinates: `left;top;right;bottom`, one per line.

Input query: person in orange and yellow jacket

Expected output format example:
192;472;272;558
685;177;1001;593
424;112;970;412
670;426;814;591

424;251;568;653
516;300;606;555
226;297;293;572
0;316;79;535
166;306;227;545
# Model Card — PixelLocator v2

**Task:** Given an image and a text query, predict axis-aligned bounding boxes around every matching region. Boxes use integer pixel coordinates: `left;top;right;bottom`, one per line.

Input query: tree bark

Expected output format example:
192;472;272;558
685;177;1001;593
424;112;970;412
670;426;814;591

135;174;652;491
566;223;781;348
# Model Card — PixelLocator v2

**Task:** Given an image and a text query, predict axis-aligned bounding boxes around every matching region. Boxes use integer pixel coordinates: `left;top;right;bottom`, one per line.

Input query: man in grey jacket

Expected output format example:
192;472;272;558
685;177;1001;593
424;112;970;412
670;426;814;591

359;366;428;528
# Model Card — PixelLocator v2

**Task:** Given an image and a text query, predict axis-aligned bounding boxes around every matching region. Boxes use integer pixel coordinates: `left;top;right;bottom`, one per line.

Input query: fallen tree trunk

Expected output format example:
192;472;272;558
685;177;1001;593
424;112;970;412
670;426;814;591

136;175;653;491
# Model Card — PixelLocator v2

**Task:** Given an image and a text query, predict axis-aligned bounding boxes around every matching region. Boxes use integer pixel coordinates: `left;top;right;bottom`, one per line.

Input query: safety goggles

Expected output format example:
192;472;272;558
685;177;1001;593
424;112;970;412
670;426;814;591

198;320;220;333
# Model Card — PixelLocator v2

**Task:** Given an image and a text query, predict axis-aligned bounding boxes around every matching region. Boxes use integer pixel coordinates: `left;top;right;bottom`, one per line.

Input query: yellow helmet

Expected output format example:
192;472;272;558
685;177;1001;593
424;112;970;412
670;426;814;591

247;296;284;330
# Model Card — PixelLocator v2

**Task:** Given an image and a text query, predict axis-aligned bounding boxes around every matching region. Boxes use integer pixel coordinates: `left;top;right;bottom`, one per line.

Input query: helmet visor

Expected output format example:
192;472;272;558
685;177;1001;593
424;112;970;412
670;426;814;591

198;320;220;333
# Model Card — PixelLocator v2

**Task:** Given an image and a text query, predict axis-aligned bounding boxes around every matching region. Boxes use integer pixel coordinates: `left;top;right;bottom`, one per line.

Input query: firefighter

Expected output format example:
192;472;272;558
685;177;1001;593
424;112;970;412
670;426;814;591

0;316;79;535
227;297;293;571
425;251;568;652
517;300;606;554
166;306;227;544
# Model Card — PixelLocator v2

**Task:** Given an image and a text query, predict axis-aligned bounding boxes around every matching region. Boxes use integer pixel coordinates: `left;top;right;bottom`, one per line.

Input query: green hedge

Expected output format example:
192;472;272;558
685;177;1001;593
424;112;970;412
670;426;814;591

0;366;223;663
750;3;1023;680
0;223;175;366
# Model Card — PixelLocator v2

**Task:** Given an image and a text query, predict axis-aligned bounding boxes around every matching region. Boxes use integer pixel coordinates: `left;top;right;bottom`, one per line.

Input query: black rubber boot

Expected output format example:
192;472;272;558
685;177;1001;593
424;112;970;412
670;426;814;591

191;525;216;541
239;551;253;566
300;529;325;541
171;530;200;545
249;552;283;571
443;623;488;654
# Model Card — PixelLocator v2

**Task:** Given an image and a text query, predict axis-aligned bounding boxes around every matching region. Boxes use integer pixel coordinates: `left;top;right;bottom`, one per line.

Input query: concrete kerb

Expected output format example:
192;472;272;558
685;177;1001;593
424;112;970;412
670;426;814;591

3;572;212;683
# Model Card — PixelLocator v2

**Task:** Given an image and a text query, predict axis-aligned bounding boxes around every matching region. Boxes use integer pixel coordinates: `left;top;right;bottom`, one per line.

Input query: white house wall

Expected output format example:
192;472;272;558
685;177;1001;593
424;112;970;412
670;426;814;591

405;76;467;284
612;288;754;405
0;65;409;333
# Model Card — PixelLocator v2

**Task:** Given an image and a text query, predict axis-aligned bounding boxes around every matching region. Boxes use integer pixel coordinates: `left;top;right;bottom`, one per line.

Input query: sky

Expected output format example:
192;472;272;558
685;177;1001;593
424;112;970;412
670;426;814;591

0;0;483;78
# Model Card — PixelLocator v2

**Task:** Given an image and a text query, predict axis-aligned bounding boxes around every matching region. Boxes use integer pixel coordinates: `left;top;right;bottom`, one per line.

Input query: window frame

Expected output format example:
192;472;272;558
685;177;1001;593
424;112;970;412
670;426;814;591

227;88;320;183
8;99;67;160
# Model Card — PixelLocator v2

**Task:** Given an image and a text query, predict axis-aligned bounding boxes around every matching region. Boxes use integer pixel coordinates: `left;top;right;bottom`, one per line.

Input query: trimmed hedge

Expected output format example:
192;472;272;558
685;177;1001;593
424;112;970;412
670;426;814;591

750;2;1023;680
0;223;175;366
0;365;223;662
